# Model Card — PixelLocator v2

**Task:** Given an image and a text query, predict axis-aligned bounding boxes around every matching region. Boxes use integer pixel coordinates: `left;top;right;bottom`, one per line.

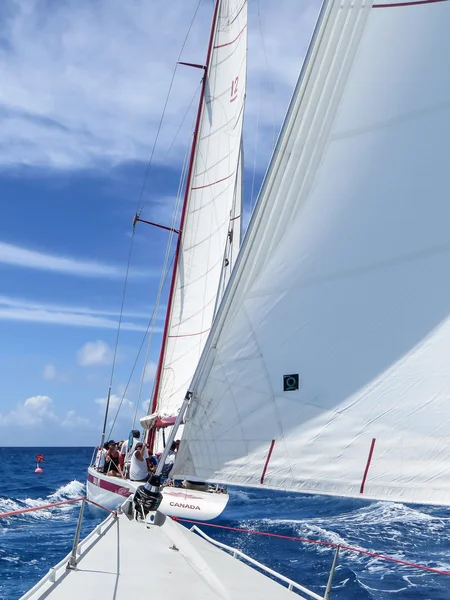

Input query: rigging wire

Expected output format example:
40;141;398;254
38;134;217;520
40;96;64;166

135;0;203;217
249;71;261;214
256;0;276;150
131;133;193;429
99;228;136;447
103;0;204;438
109;114;194;438
106;258;173;440
162;83;202;164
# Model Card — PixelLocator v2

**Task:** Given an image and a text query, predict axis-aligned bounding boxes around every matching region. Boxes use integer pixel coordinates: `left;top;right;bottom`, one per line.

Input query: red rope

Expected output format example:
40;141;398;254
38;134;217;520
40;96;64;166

0;497;116;518
172;517;450;578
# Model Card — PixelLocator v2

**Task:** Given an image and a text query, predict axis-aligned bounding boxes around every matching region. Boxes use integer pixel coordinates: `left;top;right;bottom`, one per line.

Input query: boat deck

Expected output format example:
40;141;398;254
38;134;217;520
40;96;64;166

22;512;305;600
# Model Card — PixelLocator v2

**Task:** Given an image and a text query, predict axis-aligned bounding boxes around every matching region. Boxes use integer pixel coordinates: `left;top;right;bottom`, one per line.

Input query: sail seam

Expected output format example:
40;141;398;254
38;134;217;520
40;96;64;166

224;0;247;28
214;24;247;49
168;328;211;339
191;172;235;190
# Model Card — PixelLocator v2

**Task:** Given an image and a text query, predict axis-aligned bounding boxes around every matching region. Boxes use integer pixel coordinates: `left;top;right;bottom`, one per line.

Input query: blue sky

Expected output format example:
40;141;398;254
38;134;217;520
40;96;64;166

0;0;319;446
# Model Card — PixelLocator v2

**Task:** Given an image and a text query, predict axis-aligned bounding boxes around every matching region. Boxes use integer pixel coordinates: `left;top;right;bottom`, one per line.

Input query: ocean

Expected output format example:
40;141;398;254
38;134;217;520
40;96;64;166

1;447;450;600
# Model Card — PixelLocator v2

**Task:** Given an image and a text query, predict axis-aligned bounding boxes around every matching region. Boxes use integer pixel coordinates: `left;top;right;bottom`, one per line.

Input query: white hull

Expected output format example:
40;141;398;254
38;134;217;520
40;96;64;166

87;466;228;521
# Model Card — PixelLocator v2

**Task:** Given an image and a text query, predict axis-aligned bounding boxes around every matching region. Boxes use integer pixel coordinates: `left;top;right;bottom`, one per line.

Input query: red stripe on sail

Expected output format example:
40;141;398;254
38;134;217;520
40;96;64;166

192;172;235;191
373;0;447;7
213;25;247;49
360;438;376;494
260;440;276;484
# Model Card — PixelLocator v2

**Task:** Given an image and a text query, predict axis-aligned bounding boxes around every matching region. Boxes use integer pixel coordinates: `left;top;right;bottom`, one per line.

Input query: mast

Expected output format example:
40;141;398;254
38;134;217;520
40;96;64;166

148;0;222;450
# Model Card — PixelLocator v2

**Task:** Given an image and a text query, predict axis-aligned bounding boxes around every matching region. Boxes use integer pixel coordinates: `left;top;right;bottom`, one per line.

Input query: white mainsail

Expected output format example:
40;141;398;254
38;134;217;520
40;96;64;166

215;142;243;308
174;0;450;506
152;0;247;421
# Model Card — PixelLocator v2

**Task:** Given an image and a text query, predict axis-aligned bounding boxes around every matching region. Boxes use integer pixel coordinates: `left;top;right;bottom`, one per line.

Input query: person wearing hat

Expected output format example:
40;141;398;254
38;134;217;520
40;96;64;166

104;441;122;478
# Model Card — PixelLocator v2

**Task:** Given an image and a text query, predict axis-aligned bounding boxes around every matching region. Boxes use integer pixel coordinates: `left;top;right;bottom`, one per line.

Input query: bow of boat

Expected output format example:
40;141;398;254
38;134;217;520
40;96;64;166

20;510;313;600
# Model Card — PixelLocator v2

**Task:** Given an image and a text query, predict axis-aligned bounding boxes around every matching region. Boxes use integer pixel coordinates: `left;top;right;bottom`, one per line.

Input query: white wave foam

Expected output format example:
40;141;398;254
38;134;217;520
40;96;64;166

230;490;251;502
0;555;20;563
332;502;436;527
0;480;86;522
247;498;450;576
0;498;22;514
0;497;52;520
48;480;85;502
262;499;450;547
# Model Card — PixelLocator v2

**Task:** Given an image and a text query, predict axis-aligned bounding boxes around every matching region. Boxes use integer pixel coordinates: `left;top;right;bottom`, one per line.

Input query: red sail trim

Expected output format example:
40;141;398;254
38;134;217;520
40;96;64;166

191;172;235;191
148;0;222;452
213;24;247;49
260;440;276;484
360;438;376;494
373;0;447;7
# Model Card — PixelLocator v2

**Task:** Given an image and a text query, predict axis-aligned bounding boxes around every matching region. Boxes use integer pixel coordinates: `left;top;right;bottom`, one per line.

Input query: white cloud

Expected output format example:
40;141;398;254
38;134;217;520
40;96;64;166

0;395;94;432
77;340;114;367
0;0;319;170
0;241;150;279
24;395;56;417
95;394;134;419
0;295;149;330
42;363;70;383
143;360;157;383
42;363;57;380
0;395;57;427
95;394;151;440
61;410;93;429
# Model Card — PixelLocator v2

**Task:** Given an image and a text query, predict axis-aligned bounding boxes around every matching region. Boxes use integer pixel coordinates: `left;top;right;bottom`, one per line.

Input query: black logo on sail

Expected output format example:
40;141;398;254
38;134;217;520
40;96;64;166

283;374;299;392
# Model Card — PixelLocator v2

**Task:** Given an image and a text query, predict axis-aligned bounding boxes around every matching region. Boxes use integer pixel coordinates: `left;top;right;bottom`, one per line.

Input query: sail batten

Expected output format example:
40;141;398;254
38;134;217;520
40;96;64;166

174;0;450;506
151;0;247;434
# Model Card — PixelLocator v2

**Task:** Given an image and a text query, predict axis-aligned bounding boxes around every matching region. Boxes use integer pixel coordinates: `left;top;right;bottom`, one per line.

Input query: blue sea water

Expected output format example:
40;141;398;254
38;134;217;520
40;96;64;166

1;447;450;600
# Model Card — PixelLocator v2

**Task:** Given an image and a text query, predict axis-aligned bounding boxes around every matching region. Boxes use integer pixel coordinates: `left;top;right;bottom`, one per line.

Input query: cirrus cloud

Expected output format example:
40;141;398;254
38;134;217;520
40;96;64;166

0;0;320;170
0;241;151;279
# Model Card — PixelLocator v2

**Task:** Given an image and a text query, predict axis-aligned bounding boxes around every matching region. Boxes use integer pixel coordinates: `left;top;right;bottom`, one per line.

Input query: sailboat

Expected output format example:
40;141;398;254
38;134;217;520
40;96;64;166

19;0;450;598
86;0;247;521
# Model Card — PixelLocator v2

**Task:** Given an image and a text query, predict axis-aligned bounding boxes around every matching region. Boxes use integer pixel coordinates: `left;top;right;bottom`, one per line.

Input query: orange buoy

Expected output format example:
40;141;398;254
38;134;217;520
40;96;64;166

35;453;44;473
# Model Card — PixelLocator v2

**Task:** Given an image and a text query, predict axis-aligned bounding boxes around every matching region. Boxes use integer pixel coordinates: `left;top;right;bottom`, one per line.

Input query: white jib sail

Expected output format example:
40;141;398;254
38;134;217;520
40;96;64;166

175;0;450;506
154;0;247;420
